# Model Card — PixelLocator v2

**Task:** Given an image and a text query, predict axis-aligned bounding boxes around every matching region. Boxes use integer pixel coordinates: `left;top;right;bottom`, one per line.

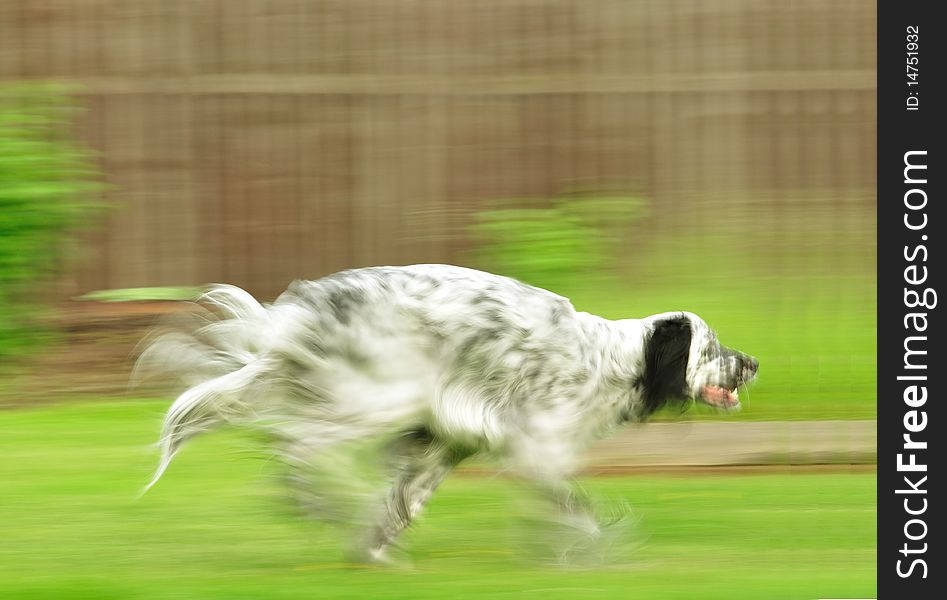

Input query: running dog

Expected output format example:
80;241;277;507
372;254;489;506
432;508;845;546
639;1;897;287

138;265;758;562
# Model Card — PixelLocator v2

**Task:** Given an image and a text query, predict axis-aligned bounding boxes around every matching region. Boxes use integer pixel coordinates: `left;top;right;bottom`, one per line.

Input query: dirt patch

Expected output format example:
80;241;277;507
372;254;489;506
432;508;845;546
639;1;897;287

1;301;196;408
578;463;876;476
455;464;877;477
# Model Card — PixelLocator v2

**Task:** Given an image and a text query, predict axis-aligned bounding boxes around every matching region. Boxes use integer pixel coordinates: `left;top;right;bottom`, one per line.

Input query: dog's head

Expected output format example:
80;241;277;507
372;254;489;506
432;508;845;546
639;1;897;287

639;311;758;415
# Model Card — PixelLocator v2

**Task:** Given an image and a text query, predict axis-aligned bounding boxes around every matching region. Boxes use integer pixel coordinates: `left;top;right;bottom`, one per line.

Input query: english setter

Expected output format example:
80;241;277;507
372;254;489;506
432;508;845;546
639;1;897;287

139;264;757;562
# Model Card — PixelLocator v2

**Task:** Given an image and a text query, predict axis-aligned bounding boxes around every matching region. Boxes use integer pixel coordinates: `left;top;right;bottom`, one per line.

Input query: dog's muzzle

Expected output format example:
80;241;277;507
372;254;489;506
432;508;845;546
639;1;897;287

699;352;758;410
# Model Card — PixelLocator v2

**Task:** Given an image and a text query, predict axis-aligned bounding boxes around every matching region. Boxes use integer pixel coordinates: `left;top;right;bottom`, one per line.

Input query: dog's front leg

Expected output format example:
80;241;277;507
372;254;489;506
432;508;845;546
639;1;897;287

352;435;471;564
508;435;621;565
518;477;608;564
532;477;637;567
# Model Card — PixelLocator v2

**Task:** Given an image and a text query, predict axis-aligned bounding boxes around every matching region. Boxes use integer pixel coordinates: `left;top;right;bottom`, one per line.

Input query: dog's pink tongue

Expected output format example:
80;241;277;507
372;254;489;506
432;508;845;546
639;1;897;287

701;385;739;408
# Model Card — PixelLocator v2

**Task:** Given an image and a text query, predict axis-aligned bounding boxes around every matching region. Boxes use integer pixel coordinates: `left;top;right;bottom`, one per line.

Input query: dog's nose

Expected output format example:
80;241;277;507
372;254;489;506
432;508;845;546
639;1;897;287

743;356;759;375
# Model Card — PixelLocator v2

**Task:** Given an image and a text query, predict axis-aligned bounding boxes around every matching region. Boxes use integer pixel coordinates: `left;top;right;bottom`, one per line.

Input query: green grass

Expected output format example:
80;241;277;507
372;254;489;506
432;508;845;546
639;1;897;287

1;401;876;599
77;287;203;303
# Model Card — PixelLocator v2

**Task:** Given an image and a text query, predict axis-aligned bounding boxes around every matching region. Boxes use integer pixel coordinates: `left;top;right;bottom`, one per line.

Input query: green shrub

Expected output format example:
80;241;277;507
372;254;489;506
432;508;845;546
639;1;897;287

0;84;104;358
468;194;648;290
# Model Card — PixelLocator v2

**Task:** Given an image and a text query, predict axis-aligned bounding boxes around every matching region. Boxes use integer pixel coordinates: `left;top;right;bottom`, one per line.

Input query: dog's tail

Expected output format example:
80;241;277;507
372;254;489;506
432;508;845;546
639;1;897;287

137;285;293;493
145;359;272;491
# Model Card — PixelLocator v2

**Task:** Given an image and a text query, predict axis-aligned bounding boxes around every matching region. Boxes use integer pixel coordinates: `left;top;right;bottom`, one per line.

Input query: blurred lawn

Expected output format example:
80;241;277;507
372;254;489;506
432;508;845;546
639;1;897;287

1;401;876;599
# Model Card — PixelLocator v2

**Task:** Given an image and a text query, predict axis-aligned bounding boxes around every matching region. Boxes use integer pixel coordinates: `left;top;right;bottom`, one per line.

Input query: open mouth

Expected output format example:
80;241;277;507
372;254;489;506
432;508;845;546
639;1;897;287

700;385;741;409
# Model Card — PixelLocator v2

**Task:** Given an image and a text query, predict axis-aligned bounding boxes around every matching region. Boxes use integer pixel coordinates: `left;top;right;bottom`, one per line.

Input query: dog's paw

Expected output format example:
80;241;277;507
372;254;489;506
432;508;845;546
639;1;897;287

517;501;642;568
344;544;414;570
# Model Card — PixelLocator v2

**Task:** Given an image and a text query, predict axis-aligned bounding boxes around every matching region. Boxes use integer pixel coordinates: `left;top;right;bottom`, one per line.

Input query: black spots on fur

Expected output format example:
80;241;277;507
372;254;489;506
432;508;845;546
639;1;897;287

567;368;590;387
283;283;322;314
416;311;449;342
549;302;567;326
324;285;366;325
377;278;394;293
401;426;437;446
456;327;505;363
480;308;513;332
484;327;507;343
418;273;442;289
338;342;372;371
640;316;692;416
521;362;544;386
302;333;327;358
283;356;310;376
392;426;476;476
700;334;720;363
399;273;443;302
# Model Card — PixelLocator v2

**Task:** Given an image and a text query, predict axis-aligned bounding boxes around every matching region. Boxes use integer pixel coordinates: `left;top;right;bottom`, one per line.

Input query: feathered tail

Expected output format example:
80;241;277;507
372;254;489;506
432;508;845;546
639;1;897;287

136;285;282;492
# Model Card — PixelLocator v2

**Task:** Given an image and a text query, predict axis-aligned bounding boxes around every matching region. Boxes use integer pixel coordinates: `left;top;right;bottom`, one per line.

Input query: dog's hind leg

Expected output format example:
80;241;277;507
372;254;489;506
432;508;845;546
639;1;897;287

353;429;473;564
275;421;382;525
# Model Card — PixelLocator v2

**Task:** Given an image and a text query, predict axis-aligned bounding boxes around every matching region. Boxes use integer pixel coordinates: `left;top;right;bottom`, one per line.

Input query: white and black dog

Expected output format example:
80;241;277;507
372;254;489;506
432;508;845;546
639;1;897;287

138;264;757;562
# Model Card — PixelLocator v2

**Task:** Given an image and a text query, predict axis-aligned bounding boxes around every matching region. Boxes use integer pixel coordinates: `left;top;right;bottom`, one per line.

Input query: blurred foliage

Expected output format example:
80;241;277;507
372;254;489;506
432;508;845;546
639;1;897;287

0;84;105;358
78;286;202;303
469;194;648;290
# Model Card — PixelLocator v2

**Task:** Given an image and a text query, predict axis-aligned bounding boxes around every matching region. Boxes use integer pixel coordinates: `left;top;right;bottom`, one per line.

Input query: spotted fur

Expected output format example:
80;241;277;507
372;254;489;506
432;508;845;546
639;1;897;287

138;264;757;562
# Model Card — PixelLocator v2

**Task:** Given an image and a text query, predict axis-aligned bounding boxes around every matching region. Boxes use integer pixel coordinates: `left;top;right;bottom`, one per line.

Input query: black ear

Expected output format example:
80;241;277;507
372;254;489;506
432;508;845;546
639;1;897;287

641;315;692;415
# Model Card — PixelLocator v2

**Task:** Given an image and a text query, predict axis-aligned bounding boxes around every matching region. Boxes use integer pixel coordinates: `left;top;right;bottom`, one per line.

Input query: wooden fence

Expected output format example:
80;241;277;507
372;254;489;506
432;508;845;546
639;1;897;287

0;0;876;297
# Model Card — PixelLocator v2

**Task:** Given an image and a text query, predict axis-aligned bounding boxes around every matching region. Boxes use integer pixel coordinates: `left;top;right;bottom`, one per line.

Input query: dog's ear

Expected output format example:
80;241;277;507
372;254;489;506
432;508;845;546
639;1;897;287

640;315;692;415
